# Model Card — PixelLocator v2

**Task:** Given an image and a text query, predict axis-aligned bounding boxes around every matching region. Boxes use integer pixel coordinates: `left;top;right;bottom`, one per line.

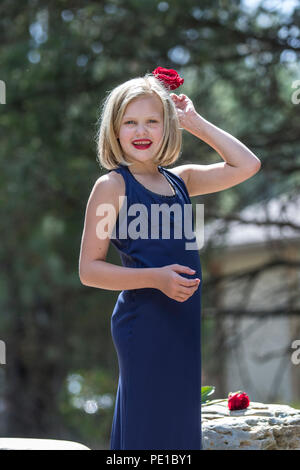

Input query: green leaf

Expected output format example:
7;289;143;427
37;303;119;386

201;385;215;403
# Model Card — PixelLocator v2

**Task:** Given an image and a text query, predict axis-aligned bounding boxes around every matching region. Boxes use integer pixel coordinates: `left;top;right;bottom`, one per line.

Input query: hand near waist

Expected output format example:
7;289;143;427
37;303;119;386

154;264;201;303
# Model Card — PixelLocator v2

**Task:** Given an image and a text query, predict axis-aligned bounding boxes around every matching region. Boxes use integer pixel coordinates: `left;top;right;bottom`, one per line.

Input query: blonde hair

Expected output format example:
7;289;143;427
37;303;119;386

96;74;182;170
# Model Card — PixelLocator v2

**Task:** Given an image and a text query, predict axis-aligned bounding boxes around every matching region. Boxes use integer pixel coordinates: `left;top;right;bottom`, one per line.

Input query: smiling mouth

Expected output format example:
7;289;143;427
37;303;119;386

132;141;152;150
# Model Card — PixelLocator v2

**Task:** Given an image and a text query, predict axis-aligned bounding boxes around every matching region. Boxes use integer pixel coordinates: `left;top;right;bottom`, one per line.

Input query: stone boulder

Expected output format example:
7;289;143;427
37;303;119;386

202;400;300;450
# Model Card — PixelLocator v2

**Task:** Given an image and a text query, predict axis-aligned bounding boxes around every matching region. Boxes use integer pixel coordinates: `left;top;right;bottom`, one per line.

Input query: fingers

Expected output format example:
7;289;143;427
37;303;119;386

175;285;199;302
170;93;186;101
179;283;200;295
176;280;200;302
168;264;200;302
171;264;200;286
178;279;200;302
178;277;200;287
172;264;195;275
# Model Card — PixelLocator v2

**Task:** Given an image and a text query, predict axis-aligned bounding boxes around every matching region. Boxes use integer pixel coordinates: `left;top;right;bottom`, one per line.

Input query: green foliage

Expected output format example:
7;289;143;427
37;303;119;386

201;385;215;403
58;369;116;449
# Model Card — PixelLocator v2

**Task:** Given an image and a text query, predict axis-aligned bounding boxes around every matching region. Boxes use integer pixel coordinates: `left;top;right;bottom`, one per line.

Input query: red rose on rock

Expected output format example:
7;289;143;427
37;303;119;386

228;391;250;411
152;66;184;90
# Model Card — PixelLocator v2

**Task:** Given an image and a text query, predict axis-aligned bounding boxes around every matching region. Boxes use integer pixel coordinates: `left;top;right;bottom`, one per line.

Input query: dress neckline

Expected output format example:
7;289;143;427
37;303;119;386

125;165;178;199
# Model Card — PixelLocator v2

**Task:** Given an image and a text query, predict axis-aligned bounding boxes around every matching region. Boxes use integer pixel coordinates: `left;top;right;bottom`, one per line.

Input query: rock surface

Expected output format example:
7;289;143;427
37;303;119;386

2;403;300;450
202;400;300;450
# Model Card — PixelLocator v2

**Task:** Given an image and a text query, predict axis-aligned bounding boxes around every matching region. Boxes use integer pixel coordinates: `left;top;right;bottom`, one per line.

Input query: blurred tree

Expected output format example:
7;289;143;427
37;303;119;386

0;0;299;448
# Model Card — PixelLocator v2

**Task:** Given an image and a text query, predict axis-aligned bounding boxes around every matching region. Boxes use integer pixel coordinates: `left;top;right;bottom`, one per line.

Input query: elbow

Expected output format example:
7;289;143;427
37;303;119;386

79;266;89;286
79;275;87;286
255;158;262;171
248;158;261;175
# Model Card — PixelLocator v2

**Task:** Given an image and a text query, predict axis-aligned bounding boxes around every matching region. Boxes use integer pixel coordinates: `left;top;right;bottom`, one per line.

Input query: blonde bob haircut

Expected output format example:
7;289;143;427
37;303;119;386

96;74;182;170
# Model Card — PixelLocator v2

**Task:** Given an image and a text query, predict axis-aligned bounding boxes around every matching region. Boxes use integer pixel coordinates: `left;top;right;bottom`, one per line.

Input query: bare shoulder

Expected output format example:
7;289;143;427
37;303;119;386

89;169;125;202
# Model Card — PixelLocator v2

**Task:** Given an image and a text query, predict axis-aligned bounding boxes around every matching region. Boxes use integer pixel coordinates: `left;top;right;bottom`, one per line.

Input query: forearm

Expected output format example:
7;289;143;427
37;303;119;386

185;113;261;170
80;259;158;291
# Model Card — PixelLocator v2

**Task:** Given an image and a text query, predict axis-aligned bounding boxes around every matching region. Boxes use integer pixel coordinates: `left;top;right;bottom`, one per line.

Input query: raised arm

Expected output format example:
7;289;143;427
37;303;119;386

170;93;261;197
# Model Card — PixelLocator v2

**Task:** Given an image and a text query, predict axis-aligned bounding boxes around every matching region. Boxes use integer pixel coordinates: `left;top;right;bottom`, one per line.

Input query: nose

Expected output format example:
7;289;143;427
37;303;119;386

135;123;148;136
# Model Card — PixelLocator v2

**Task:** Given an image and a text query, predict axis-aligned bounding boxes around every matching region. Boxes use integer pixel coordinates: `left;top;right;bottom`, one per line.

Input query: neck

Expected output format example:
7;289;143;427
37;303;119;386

127;161;160;176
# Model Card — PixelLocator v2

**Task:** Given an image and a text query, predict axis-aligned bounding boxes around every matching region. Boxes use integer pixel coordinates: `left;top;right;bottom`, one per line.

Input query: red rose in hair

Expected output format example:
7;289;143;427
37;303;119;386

228;391;250;411
152;66;184;90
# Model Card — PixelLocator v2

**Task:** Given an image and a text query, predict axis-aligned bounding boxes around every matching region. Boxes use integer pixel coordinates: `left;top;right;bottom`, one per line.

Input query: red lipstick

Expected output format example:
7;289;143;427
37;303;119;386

132;140;152;150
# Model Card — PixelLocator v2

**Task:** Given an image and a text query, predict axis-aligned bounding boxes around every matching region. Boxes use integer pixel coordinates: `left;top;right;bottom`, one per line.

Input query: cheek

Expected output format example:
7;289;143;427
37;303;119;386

119;128;132;143
155;125;164;140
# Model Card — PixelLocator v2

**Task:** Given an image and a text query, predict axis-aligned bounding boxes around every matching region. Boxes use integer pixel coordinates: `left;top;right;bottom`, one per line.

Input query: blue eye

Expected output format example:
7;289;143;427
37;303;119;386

124;119;158;125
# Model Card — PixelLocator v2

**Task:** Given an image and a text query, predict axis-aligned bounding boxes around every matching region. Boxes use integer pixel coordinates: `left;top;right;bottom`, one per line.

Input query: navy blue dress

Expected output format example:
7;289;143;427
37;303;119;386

108;164;202;450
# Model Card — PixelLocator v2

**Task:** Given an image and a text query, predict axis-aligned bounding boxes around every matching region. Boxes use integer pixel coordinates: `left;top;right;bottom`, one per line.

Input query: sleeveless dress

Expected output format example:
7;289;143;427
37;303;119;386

108;164;202;450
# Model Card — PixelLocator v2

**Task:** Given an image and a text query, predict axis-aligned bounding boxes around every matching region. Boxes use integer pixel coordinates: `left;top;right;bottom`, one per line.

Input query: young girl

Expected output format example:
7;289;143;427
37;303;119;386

79;68;261;450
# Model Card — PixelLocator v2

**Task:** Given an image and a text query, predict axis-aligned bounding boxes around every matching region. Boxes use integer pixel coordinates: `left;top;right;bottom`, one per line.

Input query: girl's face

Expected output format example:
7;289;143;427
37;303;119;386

118;94;164;164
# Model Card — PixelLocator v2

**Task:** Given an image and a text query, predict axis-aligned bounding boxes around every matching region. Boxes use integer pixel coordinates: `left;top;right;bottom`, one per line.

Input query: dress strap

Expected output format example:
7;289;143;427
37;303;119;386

159;166;191;203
